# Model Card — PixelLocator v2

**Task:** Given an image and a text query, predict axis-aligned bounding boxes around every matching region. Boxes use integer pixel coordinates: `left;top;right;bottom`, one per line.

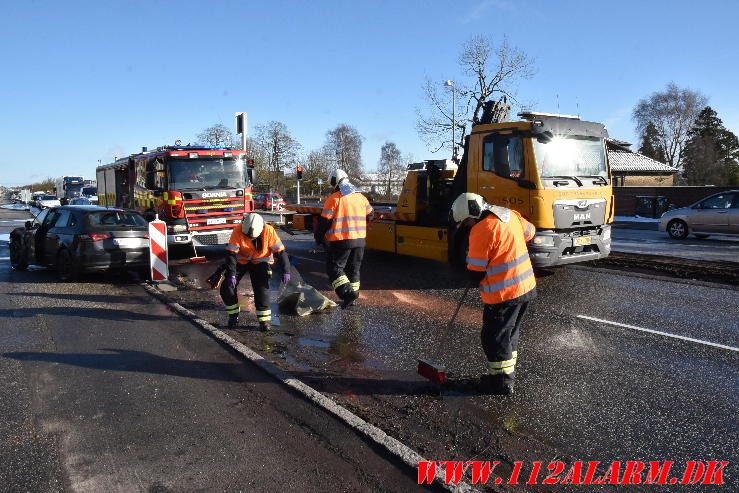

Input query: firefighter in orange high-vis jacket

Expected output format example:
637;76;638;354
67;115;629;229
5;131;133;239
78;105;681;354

314;169;374;308
221;213;290;331
451;193;536;395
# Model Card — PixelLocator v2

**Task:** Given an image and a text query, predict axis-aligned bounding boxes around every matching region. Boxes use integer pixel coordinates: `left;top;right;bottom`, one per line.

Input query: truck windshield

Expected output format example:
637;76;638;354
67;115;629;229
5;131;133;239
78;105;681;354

168;158;249;190
534;136;608;178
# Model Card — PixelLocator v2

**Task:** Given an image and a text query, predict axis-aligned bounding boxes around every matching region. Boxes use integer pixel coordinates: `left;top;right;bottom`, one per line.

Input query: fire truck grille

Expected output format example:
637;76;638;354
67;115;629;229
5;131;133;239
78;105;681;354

184;197;246;232
194;234;219;245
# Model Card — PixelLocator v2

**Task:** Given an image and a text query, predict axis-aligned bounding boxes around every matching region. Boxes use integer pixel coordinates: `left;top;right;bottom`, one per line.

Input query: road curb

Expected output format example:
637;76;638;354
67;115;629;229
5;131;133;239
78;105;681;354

140;281;479;493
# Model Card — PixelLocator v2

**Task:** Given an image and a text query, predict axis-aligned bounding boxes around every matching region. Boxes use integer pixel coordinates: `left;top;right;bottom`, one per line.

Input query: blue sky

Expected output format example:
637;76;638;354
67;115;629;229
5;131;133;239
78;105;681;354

1;0;737;186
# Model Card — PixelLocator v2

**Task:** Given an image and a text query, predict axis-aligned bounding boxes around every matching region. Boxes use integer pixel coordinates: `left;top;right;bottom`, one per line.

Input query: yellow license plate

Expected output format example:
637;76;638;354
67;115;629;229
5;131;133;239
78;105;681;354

575;236;592;246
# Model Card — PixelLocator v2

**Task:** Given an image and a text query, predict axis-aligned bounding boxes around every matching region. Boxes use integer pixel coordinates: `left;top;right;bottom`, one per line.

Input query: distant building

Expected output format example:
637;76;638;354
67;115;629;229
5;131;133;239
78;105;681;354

359;172;404;199
607;139;678;186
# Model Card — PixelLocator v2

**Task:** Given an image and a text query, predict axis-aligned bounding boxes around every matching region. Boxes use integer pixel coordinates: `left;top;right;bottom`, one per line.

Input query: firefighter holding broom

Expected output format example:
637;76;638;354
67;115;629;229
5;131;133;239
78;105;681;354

210;213;290;331
451;193;536;395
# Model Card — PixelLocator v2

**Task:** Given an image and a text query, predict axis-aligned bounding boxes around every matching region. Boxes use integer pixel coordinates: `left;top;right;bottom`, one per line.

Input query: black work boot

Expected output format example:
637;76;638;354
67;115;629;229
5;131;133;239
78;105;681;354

227;314;239;329
337;284;358;309
258;321;271;332
479;375;514;395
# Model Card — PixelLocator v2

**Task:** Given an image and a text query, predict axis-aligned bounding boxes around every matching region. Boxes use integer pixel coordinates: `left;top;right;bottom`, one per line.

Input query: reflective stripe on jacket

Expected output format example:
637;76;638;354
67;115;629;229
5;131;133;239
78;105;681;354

467;209;536;305
321;190;373;242
225;223;284;264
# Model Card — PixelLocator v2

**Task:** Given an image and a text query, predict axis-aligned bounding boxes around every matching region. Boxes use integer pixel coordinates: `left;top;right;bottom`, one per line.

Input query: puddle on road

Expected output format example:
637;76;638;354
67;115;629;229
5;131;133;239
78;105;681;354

297;337;331;349
168;247;485;383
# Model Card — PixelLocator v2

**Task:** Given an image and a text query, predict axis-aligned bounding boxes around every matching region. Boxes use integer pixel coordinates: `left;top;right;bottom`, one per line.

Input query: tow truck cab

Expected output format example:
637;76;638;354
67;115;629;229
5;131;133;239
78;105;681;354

462;112;613;267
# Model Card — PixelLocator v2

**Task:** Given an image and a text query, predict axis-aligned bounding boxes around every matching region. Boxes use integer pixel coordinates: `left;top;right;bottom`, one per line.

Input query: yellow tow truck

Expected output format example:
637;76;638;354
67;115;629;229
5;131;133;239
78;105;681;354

289;102;614;268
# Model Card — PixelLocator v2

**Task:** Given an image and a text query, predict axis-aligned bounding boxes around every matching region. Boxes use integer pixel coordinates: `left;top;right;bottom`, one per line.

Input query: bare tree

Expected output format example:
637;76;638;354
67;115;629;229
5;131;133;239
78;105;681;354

196;123;235;147
301;147;333;197
417;35;534;156
253;121;302;191
325;124;364;178
632;82;708;170
377;141;405;197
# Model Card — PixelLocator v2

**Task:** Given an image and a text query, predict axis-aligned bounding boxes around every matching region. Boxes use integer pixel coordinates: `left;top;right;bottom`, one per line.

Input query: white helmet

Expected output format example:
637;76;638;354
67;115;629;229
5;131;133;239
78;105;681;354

329;169;348;187
242;213;265;238
451;193;486;223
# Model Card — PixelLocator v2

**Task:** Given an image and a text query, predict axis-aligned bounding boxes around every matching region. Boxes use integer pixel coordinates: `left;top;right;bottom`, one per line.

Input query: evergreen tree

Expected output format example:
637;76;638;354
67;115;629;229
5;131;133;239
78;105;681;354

681;107;739;185
637;122;667;163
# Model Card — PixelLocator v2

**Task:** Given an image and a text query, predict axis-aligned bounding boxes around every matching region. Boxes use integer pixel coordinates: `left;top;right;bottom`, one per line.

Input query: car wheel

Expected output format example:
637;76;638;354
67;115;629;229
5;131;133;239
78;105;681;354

9;237;28;271
666;219;688;239
57;249;80;282
694;234;710;239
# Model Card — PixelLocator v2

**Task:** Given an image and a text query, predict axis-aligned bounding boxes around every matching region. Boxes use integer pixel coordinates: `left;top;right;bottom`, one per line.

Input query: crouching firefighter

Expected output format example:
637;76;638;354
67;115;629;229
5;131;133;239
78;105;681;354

314;169;374;308
451;193;537;395
220;213;290;331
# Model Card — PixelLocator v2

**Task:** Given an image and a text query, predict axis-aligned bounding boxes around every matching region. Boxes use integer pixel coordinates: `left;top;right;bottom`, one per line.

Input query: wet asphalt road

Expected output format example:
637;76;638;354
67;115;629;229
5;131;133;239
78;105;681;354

611;224;739;263
177;227;738;476
0;207;426;492
298;233;737;459
162;224;739;489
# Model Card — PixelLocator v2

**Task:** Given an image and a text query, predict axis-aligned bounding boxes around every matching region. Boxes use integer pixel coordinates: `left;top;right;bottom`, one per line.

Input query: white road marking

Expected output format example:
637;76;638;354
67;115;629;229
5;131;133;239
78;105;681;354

577;315;739;352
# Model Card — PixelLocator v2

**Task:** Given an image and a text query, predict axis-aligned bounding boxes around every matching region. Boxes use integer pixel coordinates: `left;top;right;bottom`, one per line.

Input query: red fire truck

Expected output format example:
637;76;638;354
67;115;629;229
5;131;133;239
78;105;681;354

96;144;255;246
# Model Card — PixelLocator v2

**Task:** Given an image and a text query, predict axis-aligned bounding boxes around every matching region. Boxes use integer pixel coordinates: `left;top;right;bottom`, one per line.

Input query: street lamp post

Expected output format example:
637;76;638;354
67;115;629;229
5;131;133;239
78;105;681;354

444;80;456;160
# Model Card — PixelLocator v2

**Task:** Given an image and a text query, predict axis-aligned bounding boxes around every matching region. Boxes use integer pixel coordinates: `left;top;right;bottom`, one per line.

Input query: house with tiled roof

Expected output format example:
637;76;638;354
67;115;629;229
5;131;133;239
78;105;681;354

607;139;678;186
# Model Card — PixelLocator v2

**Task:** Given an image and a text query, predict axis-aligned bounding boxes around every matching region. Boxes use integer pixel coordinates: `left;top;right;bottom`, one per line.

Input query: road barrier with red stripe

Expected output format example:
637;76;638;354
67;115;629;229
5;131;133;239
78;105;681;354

148;217;169;281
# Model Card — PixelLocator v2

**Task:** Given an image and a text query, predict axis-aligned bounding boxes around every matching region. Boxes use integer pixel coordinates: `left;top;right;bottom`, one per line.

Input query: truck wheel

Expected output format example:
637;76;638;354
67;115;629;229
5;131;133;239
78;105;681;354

57;249;80;282
666;219;688;239
10;237;28;271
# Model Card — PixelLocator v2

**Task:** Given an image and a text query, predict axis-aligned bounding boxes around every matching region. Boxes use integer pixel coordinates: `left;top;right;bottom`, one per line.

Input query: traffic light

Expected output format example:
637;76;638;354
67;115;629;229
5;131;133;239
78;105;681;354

235;112;246;135
296;166;303;180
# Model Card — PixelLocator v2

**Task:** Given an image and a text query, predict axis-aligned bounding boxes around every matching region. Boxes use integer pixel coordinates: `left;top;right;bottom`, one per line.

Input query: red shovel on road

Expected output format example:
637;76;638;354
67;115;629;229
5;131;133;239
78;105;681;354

417;284;472;384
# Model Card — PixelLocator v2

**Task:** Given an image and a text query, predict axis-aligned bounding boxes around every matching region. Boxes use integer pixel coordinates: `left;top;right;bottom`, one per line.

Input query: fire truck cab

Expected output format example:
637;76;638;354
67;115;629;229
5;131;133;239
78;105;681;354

97;145;255;246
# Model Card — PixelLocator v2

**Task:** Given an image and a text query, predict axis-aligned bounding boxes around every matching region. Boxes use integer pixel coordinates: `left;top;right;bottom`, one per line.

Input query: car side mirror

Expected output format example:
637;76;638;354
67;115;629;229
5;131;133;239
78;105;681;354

516;179;537;190
25;220;33;229
535;130;554;144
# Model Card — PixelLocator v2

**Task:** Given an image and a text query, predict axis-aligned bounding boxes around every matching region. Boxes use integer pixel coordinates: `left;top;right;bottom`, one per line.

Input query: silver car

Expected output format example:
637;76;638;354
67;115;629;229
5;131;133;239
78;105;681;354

659;190;739;239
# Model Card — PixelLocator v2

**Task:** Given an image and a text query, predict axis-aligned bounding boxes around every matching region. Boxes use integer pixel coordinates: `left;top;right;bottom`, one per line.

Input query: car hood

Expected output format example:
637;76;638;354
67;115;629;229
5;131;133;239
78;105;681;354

662;206;689;218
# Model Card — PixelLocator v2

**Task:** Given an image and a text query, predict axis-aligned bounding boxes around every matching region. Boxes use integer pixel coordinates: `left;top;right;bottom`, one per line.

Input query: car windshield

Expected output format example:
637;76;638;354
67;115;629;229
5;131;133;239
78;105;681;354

168;157;248;190
82;187;97;195
87;211;147;227
41;195;57;200
534;135;608;178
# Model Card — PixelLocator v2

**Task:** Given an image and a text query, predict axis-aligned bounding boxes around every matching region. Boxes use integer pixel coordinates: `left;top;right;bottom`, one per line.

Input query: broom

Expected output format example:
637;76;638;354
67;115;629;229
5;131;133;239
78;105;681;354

417;284;471;385
184;209;207;263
